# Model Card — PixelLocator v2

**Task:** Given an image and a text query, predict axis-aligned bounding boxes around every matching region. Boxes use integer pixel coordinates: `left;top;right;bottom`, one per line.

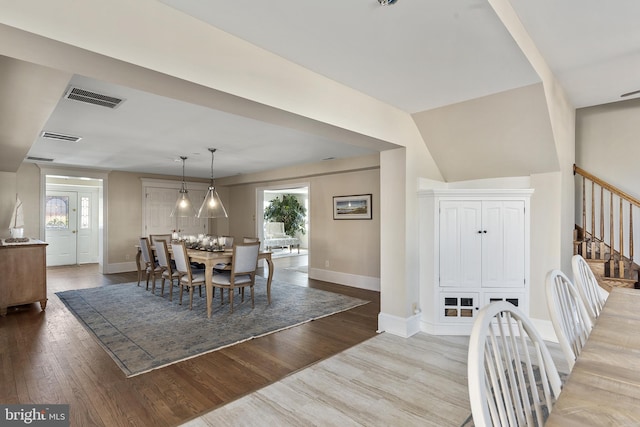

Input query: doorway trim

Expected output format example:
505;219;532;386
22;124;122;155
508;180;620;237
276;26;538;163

257;181;310;253
39;166;109;273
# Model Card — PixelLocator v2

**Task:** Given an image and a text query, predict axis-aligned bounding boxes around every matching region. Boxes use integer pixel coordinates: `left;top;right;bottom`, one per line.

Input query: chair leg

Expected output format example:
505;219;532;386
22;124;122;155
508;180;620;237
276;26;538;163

160;277;166;296
169;279;174;301
179;285;184;305
250;285;255;309
229;288;234;313
189;287;194;310
151;273;157;294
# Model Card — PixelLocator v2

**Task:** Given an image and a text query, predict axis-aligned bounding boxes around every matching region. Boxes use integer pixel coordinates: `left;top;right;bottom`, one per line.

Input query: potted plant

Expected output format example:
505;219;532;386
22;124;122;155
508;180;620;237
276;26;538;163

264;194;307;237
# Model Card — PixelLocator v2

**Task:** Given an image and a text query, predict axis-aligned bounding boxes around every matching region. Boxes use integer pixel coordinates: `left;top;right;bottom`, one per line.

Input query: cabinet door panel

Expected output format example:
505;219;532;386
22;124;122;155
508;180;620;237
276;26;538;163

482;201;525;287
439;201;482;287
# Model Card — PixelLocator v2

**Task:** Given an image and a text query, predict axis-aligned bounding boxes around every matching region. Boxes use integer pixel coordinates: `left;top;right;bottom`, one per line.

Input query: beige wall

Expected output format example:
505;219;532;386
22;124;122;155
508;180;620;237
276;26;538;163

576;98;640;198
224;158;381;280
0;171;18;239
414;83;559;182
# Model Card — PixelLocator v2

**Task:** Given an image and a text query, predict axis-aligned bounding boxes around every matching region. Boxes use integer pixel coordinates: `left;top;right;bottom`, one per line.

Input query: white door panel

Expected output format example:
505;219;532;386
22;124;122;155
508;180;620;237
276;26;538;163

145;187;208;237
46;191;78;266
439;201;482;288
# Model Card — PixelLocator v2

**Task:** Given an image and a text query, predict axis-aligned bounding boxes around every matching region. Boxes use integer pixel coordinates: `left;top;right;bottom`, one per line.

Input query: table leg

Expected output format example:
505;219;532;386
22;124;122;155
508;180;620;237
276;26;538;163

265;256;274;305
205;261;213;318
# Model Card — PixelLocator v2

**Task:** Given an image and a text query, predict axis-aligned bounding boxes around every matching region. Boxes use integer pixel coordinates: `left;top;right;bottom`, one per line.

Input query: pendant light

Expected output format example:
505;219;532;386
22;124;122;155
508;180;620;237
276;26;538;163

198;148;228;218
170;156;197;217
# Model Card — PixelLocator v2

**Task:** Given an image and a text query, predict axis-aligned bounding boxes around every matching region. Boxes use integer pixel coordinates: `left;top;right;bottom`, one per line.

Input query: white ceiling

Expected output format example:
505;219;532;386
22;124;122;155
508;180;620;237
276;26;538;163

22;0;640;178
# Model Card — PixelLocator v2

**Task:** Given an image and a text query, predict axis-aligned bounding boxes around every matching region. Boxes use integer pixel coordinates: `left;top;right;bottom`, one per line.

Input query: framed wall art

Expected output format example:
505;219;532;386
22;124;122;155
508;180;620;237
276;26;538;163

333;194;372;220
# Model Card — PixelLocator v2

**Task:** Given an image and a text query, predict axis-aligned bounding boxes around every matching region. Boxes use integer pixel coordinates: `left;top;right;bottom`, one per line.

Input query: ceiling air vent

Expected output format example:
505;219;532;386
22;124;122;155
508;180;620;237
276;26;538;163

26;156;54;162
41;131;82;143
64;86;124;109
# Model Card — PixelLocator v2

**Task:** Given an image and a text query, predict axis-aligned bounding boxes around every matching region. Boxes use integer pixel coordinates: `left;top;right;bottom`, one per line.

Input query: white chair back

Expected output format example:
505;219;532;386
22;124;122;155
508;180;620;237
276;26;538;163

222;236;234;249
571;254;608;322
546;269;593;370
232;242;260;274
154;239;171;268
468;301;563;427
139;237;153;264
172;242;190;274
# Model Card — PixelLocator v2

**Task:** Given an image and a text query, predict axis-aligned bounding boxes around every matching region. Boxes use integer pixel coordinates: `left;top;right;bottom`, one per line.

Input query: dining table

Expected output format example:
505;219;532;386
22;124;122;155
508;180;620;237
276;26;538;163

545;287;640;426
136;244;274;318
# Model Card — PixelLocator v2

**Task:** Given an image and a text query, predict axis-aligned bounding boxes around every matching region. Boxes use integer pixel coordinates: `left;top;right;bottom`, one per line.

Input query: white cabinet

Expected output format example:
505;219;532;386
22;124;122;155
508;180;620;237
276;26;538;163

419;189;533;335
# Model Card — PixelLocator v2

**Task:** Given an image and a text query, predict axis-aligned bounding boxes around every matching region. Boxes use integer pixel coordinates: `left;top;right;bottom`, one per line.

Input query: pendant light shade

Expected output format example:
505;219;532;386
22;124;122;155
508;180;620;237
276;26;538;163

170;156;197;217
198;148;228;218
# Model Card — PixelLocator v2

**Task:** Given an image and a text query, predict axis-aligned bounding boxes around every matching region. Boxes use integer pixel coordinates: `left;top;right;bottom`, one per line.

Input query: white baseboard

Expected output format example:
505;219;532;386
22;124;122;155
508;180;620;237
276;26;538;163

418;316;559;342
105;261;137;274
377;312;421;338
420;320;474;335
309;268;380;291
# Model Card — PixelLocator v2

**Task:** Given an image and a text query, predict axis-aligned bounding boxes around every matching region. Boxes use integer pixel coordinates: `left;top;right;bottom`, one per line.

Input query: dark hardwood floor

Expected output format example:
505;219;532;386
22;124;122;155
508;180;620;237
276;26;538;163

0;254;379;427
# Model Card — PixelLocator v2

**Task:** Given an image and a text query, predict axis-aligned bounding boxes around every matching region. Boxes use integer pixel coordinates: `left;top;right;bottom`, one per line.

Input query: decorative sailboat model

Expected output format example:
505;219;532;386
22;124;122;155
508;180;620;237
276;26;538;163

9;194;25;239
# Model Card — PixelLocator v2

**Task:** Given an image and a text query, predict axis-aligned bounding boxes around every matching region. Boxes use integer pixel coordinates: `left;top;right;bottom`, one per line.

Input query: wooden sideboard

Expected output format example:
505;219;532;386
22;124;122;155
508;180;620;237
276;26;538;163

0;239;48;316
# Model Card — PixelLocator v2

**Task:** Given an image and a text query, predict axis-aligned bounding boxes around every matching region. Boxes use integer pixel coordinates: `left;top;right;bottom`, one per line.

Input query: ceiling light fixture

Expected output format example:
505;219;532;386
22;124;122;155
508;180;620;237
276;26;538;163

378;0;398;5
198;148;228;218
170;156;197;217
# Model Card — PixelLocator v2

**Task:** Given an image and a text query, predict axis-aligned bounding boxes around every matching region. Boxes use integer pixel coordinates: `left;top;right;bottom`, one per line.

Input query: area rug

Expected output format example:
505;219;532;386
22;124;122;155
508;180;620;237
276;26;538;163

56;278;369;377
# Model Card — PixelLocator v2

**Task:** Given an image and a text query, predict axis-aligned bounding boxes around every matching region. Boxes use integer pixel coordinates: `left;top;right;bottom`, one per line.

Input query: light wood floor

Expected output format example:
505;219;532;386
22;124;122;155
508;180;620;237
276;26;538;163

0;254;379;427
185;331;570;427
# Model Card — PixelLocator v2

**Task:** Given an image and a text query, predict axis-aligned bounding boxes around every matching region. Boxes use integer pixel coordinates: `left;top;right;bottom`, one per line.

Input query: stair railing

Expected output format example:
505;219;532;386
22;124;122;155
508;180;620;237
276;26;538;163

574;164;640;280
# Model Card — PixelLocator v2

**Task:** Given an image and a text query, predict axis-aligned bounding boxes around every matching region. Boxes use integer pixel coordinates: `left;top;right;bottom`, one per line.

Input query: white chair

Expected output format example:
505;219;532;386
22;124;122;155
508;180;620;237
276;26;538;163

171;241;205;310
139;237;162;291
154;239;179;300
468;301;563;427
571;254;608;323
265;222;289;239
212;242;260;313
546;269;593;371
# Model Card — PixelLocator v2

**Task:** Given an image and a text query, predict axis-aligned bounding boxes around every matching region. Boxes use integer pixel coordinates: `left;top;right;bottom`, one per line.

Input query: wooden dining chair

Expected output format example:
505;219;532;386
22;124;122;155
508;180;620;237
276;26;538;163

546;269;593;371
571;254;608;323
171;241;205;310
154;239;179;300
468;301;563;427
139;237;162;291
212;242;260;313
149;234;172;246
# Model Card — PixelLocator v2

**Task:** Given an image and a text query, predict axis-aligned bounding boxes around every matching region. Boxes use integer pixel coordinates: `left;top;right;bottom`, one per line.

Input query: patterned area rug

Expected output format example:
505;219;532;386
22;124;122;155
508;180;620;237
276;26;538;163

56;278;368;377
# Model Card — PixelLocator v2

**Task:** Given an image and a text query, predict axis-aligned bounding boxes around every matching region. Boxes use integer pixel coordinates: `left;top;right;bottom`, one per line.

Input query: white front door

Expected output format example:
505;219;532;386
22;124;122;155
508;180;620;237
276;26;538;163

45;191;78;266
